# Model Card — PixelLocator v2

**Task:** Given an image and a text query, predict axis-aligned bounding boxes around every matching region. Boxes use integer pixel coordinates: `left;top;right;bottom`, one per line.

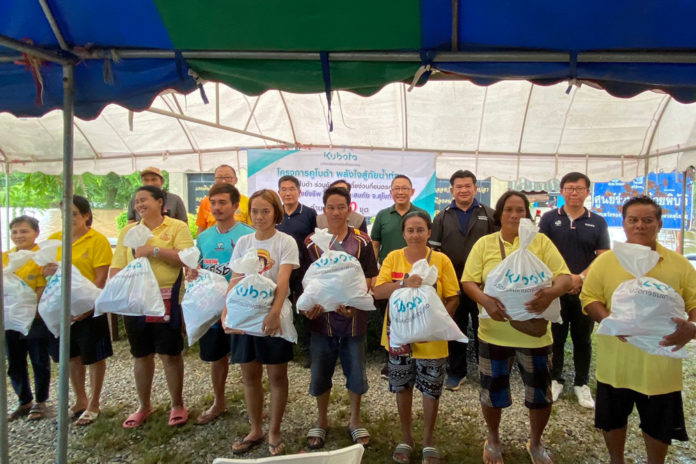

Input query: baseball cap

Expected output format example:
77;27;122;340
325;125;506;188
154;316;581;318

140;166;164;179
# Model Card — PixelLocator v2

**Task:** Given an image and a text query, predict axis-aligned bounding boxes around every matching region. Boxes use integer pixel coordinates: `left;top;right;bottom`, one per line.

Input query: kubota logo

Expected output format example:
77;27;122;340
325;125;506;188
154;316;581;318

392;295;424;313
323;152;358;162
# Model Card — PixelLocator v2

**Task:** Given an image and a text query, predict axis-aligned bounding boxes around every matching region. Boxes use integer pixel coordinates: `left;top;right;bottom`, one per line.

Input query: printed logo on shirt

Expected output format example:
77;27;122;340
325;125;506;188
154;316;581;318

391;271;404;280
554;220;562;227
160;232;170;241
215;242;225;251
82;251;89;260
584;223;596;228
257;249;275;274
477;216;489;220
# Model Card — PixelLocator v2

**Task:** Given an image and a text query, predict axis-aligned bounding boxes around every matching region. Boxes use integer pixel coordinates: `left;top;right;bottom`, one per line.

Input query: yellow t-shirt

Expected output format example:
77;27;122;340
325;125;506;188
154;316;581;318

111;216;194;289
2;245;46;291
377;248;459;359
461;231;570;348
196;194;250;231
49;229;113;284
580;244;696;395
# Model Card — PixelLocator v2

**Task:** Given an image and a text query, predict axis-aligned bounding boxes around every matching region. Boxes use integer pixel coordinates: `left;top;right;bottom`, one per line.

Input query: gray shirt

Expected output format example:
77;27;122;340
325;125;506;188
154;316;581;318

127;191;188;223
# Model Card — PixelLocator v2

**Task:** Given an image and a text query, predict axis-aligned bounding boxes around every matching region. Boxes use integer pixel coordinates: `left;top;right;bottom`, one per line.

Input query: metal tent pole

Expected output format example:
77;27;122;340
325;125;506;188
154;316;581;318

0;216;9;464
56;63;74;464
5;168;9;250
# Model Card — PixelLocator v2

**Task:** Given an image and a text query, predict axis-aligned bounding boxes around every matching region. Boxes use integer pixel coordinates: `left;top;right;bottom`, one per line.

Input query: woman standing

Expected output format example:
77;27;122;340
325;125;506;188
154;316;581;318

43;196;114;426
373;211;459;464
221;189;299;457
461;191;571;464
110;186;193;428
3;216;55;421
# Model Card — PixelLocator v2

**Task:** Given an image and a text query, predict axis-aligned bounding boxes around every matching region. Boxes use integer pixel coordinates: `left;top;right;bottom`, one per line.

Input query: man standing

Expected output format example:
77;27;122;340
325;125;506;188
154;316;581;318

186;183;254;425
429;170;496;391
539;172;609;408
302;186;378;449
276;175;317;365
196;164;250;234
316;180;368;232
127;167;187;223
581;195;696;464
370;174;427;377
371;175;427;265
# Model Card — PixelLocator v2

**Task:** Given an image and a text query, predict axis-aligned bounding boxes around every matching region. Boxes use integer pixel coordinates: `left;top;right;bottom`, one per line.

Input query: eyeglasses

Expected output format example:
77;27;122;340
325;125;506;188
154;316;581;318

391;187;411;192
214;176;236;182
562;187;587;193
279;187;298;193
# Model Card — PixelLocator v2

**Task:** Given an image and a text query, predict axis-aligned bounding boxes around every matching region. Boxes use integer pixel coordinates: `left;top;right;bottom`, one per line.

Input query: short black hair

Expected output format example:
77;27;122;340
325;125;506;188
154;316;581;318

390;174;412;187
322;186;351;206
493;191;532;227
72;195;93;227
278;175;300;189
560;172;591;189
209;183;240;205
401;210;432;232
449;169;477;186
329;179;352;192
9;215;39;232
136;185;166;215
622;195;662;221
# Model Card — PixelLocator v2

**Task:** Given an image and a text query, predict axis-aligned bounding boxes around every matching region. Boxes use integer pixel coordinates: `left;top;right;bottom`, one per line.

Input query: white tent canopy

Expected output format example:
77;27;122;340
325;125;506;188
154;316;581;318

2;79;696;181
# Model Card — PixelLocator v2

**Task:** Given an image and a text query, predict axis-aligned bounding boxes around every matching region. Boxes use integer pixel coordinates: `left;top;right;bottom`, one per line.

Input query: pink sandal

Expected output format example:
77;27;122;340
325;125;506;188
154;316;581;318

168;406;188;426
122;409;152;429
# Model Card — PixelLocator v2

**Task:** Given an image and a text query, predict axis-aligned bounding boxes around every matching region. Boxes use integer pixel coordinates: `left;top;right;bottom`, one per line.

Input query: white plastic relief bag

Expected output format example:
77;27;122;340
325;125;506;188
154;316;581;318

38;264;102;337
178;247;200;270
388;259;467;347
3;271;37;336
297;228;375;313
182;269;228;346
482;219;562;323
32;240;61;266
597;241;689;359
94;257;165;317
225;249;297;343
123;224;153;249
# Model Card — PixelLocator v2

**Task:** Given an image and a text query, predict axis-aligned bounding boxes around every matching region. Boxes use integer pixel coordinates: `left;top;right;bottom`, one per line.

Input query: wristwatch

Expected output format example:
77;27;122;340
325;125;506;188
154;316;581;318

399;280;405;288
579;273;586;282
153;247;160;257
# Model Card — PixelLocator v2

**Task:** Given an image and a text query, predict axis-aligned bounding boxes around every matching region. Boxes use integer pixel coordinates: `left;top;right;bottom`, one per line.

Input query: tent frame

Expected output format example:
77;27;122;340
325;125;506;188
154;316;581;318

2;7;696;462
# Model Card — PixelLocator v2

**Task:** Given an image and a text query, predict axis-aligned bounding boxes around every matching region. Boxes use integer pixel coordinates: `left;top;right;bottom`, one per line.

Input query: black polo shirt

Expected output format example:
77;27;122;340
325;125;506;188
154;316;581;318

538;207;610;274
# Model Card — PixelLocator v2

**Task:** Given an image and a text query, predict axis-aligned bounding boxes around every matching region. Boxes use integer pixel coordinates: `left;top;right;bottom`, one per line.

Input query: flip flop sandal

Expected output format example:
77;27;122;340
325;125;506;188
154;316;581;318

122;409;152;429
268;440;286;457
232;437;265;455
348;426;371;447
483;439;504;464
27;402;47;421
526;441;551;464
7;403;33;422
195;408;226;425
306;427;327;449
70;408;86;420
75;410;99;426
422;446;442;464
168;406;188;426
392;443;413;464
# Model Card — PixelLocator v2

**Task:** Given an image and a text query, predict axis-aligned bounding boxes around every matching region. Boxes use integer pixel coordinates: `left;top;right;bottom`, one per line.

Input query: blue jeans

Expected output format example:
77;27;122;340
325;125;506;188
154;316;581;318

309;332;368;396
5;319;56;405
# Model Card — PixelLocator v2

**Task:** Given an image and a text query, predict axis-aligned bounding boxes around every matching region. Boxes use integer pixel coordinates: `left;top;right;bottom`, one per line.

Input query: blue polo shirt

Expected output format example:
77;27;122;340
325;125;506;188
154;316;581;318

449;198;479;235
277;202;318;293
196;222;255;281
538;207;610;274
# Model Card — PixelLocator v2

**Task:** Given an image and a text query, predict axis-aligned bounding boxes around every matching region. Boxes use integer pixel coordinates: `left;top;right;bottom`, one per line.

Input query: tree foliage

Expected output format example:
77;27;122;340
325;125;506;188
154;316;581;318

1;171;168;209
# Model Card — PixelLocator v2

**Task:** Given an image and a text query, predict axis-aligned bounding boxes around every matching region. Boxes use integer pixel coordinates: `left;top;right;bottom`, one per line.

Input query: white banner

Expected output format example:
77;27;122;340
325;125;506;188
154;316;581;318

247;149;436;220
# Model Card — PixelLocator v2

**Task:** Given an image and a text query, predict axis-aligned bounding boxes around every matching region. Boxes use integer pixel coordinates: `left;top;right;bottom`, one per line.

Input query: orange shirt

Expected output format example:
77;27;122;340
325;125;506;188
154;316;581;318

196;194;250;230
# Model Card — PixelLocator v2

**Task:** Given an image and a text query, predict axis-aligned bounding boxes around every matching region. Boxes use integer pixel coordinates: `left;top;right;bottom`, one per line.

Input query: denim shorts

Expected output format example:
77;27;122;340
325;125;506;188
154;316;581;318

309;332;368;396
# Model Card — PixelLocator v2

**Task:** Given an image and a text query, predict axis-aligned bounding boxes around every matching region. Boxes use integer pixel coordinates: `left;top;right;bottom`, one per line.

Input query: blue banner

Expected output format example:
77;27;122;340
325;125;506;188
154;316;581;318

592;172;693;229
